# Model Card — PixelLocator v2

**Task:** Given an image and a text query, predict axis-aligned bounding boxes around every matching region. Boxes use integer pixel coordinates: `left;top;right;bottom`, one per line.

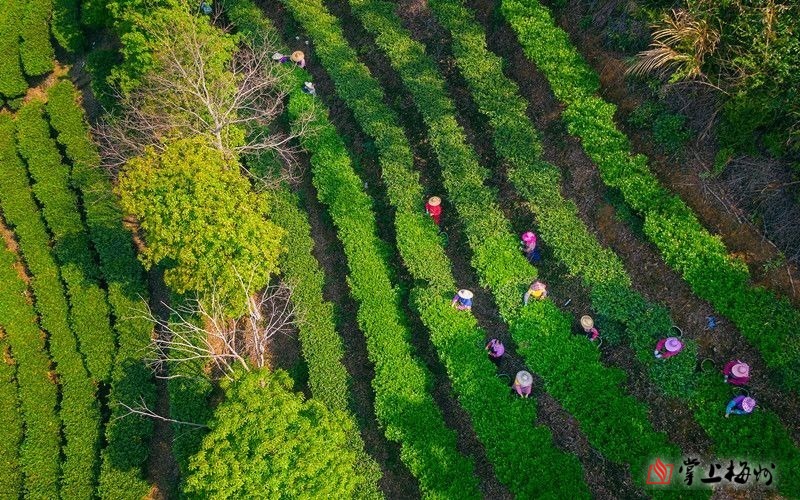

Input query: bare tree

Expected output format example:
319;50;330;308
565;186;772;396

95;14;312;184
244;282;296;369
139;279;300;380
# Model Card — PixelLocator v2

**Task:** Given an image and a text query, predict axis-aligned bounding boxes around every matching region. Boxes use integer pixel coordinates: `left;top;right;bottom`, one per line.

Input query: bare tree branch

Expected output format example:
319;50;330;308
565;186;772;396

135;269;301;380
115;397;208;428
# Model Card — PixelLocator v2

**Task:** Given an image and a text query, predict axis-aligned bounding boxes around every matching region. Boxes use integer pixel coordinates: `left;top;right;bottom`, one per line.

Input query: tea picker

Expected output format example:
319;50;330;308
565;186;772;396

451;289;473;311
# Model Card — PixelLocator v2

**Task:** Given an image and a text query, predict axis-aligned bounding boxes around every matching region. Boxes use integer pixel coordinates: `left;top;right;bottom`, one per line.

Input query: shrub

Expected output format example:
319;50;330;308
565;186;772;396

16;100;115;383
0;326;23;498
183;369;363;498
0;233;55;500
19;0;54;76
52;0;85;52
652;112;691;155
0;0;27;98
45;79;156;500
85;49;119;109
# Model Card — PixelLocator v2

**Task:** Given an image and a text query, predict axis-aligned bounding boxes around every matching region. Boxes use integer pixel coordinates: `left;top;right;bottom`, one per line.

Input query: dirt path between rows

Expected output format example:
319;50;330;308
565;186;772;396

545;0;800;307
145;268;179;500
459;0;800;445
320;0;653;496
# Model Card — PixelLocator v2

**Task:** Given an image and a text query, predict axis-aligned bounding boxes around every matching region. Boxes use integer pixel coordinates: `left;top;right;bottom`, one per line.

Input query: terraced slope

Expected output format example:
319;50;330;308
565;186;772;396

417;1;800;494
237;0;589;495
499;0;800;392
342;0;688;493
0;113;100;499
232;5;482;496
44;81;157;499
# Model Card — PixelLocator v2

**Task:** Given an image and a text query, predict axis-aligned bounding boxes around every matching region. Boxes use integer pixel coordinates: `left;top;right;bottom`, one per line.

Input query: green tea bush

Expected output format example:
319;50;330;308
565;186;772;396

652;112;691;156
19;0;54;76
0;114;99;499
0;0;27;98
0;224;56;500
45;80;156;499
16;100;115;384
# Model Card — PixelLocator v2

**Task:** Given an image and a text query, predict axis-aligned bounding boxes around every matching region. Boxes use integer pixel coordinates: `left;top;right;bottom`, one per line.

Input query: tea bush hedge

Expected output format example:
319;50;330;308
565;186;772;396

45;80;157;499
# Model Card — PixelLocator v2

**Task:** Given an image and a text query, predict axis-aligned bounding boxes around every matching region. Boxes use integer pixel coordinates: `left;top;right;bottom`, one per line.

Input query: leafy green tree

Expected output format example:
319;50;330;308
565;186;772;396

183;369;363;499
117;137;285;310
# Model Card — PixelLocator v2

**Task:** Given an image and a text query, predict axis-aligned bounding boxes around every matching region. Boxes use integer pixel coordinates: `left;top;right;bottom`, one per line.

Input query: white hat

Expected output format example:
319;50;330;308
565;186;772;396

515;370;532;387
665;337;683;353
732;362;750;378
741;397;756;413
580;315;594;330
457;289;473;300
271;52;284;61
428;196;441;206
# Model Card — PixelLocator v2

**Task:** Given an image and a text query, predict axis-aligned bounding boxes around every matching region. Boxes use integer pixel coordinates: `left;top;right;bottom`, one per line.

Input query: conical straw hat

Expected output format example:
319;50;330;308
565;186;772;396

515;370;533;386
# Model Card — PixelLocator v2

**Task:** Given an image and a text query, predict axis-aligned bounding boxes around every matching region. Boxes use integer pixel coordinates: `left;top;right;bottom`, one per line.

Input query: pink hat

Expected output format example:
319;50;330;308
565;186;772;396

665;337;683;353
741;397;756;413
521;231;536;244
732;362;750;378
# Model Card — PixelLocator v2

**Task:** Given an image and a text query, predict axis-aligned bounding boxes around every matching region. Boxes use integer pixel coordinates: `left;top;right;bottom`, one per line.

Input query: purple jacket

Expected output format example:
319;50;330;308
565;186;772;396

486;339;504;358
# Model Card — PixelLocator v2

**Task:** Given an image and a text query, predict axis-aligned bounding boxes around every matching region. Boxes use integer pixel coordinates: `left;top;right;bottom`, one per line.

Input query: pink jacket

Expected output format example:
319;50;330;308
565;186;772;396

723;360;750;386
